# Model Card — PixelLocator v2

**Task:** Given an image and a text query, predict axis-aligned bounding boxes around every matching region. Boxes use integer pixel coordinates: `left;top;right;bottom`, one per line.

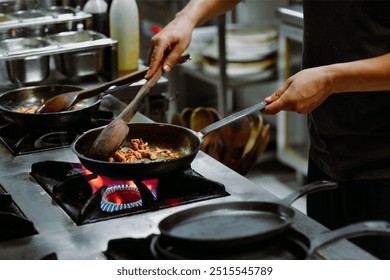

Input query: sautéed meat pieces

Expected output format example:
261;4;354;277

109;138;180;163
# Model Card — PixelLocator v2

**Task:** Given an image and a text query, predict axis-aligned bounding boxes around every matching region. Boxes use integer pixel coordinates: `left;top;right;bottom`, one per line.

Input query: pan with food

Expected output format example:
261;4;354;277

0;68;150;128
0;84;99;127
72;101;268;179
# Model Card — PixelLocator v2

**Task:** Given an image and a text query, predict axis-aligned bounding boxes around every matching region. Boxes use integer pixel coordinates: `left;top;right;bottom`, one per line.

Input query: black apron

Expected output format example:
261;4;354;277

303;0;390;259
303;0;390;181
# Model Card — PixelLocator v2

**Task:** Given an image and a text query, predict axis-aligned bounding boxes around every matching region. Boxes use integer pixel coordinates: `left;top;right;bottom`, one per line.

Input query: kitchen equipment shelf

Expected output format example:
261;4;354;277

178;15;277;117
0;7;91;31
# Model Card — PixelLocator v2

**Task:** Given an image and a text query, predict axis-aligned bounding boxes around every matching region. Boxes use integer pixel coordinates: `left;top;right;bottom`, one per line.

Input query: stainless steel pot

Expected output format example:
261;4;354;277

48;30;107;78
0;37;53;84
6;55;50;84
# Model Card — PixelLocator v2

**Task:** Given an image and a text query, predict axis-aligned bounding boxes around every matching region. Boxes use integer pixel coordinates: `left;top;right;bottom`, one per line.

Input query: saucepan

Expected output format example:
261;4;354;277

151;221;390;260
72;101;268;179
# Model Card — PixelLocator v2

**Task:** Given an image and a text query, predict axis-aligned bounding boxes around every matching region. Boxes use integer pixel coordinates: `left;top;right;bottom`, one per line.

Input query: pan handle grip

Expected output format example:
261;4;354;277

307;221;390;258
280;180;338;206
198;101;268;137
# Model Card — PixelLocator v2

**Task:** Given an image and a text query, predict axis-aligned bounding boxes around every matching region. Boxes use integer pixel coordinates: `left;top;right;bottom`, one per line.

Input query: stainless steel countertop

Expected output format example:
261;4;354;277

0;96;376;260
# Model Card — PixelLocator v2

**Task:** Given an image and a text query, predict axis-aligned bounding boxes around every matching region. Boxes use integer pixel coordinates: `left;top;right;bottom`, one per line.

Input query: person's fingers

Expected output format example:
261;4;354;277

262;81;292;115
145;46;165;79
161;47;186;73
144;35;172;79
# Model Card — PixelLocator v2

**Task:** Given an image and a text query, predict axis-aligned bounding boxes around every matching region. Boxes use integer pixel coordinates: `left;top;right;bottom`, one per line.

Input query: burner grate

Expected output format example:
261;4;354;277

0;185;38;242
0;111;113;155
30;160;230;225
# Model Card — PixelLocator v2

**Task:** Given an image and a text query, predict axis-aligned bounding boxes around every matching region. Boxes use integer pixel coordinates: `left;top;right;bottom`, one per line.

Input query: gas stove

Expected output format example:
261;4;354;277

0;95;377;260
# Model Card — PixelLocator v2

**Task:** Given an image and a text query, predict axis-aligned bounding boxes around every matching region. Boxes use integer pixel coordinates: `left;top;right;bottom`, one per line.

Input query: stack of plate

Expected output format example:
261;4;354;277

201;26;277;78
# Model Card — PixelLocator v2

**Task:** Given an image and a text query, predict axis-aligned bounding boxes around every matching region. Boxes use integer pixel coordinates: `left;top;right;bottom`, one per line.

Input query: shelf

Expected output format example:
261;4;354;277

0;7;91;31
180;62;277;89
0;31;117;61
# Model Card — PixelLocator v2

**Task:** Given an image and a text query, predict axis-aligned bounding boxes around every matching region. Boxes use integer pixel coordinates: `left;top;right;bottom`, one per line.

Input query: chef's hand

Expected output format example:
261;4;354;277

145;15;195;80
262;66;335;115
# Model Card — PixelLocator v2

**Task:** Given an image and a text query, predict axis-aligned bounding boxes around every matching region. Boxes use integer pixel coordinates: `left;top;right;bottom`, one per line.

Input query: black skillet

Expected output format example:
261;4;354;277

0;84;95;127
156;180;337;250
0;69;148;128
151;221;390;260
72;101;268;180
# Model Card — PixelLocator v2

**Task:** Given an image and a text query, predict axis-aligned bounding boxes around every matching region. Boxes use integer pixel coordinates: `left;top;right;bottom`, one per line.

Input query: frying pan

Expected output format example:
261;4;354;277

0;70;148;128
0;85;97;127
151;221;390;260
156;180;337;249
71;101;268;180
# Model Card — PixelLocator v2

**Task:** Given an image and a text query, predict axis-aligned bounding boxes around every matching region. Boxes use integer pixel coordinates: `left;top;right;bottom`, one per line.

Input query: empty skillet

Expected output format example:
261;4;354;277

152;221;390;260
157;180;337;249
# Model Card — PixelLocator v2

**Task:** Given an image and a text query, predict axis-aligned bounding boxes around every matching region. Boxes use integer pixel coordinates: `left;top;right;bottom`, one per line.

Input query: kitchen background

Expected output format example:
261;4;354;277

0;0;307;190
0;0;306;198
137;0;306;208
3;0;367;260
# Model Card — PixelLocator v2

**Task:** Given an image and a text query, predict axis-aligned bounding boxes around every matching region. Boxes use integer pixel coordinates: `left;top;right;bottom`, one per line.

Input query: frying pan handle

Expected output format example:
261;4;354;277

307;221;390;258
280;180;338;206
76;69;149;101
198;101;268;137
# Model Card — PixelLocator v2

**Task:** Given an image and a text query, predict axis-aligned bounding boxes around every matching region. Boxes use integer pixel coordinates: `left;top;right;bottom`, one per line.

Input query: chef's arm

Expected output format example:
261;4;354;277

145;0;241;79
262;52;390;114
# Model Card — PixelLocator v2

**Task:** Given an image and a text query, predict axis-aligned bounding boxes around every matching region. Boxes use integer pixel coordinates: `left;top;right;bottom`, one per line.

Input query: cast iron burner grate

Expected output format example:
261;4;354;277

0;111;113;155
0;184;38;242
30;160;230;225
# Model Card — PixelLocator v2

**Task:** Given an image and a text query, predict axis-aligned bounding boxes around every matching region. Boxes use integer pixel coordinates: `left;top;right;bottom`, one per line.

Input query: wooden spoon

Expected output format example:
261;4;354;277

88;66;164;159
88;54;191;159
36;68;149;113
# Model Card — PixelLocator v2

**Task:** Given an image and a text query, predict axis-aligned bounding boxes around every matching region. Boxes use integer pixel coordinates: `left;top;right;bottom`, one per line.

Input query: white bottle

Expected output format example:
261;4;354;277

109;0;140;76
83;0;109;36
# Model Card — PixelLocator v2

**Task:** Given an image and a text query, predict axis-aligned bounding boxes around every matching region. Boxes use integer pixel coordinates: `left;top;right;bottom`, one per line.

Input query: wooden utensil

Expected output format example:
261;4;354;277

88;54;191;159
36;68;148;113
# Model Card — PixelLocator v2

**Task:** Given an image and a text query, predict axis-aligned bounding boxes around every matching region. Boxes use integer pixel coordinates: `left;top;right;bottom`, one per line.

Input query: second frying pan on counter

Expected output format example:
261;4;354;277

152;221;390;260
156;180;337;249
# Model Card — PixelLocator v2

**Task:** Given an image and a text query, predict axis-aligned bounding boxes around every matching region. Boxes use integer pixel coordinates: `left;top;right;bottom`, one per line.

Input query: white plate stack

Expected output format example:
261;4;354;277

201;26;278;79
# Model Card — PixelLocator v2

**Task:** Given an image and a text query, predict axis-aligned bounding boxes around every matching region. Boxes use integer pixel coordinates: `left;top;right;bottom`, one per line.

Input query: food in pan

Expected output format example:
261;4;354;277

15;104;40;114
108;138;180;163
14;102;77;114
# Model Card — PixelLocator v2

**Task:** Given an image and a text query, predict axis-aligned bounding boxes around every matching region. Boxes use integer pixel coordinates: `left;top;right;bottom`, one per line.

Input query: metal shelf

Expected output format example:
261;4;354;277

179;15;277;116
0;8;91;31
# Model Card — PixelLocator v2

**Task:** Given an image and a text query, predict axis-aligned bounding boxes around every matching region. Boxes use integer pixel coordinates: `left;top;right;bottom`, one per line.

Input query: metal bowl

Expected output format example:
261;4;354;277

6;55;50;84
0;37;52;84
48;30;105;78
